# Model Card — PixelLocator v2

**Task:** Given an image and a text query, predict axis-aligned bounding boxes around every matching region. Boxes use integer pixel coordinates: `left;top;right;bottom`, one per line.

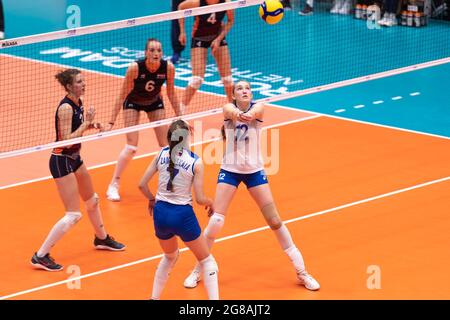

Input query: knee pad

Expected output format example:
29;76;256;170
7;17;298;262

204;213;225;240
159;249;179;271
188;76;203;89
85;193;99;212
200;254;218;274
125;144;138;155
261;203;282;230
61;211;82;231
221;75;233;87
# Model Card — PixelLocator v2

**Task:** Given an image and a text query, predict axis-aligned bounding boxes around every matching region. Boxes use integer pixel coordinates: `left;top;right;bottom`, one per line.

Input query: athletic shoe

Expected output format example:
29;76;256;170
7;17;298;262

330;3;342;14
299;4;313;15
31;252;63;272
106;182;121;201
297;271;320;291
94;234;126;251
338;0;352;14
0;31;4;40
183;269;201;288
378;12;389;26
385;13;398;26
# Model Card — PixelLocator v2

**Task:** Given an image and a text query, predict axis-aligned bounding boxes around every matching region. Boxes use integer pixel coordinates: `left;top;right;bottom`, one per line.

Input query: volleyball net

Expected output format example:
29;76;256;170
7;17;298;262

1;0;449;159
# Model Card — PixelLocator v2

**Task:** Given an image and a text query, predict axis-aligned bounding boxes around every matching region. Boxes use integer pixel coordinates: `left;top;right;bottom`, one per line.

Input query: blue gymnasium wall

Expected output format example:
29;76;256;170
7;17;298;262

3;0;170;38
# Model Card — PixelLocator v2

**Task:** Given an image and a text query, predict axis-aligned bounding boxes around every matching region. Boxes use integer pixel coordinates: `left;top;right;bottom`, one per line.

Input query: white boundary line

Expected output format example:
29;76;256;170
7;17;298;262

0;0;263;48
267;102;450;141
1;174;448;300
0;115;321;190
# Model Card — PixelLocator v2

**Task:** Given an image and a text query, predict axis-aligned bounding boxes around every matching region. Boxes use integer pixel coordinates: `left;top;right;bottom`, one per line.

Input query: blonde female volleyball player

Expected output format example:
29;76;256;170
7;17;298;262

31;69;125;272
139;119;219;300
178;0;234;107
106;38;183;202
184;80;320;291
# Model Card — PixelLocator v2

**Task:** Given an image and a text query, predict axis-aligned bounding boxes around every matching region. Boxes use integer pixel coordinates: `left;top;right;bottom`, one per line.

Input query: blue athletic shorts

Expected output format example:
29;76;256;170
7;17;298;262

217;169;268;188
153;200;201;242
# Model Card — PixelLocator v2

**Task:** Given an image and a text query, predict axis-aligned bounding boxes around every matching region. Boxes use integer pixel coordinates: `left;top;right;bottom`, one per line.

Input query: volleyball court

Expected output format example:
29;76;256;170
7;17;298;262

0;0;449;300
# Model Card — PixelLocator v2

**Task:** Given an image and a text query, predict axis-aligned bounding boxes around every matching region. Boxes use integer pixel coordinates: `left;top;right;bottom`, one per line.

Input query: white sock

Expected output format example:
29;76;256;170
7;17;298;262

151;250;178;300
112;144;137;183
37;212;81;257
200;255;219;300
273;224;294;250
285;245;306;274
306;0;314;7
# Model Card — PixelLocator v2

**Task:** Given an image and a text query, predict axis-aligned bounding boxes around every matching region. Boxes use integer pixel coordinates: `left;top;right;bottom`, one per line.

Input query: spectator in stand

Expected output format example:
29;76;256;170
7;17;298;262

0;0;5;40
170;0;185;64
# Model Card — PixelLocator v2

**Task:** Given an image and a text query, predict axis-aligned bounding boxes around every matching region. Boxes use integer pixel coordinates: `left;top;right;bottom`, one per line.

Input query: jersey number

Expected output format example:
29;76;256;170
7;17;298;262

207;13;217;24
145;80;155;92
166;167;180;190
235;124;249;142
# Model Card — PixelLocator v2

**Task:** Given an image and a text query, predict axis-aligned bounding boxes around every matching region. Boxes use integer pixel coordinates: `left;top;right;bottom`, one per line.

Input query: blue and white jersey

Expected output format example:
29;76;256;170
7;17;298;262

221;102;264;174
156;146;200;206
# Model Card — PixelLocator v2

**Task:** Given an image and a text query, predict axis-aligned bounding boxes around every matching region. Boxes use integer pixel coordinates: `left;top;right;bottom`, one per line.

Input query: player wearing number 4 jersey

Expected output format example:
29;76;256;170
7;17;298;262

178;0;234;107
184;80;320;291
139;120;219;300
106;38;183;202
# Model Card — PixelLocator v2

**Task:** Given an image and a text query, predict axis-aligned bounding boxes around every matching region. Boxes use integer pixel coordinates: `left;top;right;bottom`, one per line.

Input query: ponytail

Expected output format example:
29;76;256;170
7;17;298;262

166;119;190;192
167;137;181;192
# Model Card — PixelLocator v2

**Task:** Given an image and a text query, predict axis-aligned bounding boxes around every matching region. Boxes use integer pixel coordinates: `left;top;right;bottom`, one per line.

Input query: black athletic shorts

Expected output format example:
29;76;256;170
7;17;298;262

49;153;83;179
191;36;227;49
123;96;164;113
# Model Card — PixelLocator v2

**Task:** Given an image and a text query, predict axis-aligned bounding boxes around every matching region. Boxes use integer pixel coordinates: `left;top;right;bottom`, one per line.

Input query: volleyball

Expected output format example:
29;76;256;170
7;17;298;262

259;0;284;24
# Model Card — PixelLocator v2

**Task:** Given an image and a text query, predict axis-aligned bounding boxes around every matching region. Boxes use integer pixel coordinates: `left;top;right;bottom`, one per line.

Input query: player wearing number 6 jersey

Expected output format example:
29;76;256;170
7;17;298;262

139;120;219;300
183;80;320;291
178;0;234;107
106;38;183;202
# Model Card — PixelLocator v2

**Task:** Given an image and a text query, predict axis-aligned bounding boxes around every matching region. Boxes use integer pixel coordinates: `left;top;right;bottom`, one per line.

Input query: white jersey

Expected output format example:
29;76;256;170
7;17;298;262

156;146;200;206
221;102;264;174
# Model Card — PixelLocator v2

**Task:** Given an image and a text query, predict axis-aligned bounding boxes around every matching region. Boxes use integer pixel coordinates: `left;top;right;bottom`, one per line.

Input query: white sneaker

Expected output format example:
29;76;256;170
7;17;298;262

297;271;320;291
106;182;121;202
183;269;201;288
338;0;352;14
330;1;342;14
378;13;389;26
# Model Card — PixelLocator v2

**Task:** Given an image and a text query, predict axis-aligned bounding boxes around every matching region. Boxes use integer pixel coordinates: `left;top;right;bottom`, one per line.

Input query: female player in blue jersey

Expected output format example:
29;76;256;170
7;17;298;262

139;119;219;300
31;69;125;272
183;80;320;291
178;0;234;107
106;38;183;202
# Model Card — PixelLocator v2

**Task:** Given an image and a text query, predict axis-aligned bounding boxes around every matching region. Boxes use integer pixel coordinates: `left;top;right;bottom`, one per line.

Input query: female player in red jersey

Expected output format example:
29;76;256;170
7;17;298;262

178;0;234;107
106;38;183;201
31;69;125;272
183;80;320;291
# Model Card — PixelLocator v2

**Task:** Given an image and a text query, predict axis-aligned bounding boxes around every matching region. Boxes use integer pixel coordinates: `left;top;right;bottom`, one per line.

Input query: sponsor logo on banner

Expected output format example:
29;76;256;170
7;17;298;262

238;0;247;6
1;40;18;48
184;9;192;16
127;19;136;26
67;29;77;36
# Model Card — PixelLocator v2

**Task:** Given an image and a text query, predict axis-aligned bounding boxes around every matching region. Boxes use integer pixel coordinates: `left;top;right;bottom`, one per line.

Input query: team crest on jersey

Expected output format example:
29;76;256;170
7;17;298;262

157;74;166;79
140;74;146;79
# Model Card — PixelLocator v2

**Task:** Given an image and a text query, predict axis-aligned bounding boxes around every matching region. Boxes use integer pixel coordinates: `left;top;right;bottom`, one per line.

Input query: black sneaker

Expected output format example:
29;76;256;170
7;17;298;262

94;234;126;251
299;4;314;15
31;253;63;272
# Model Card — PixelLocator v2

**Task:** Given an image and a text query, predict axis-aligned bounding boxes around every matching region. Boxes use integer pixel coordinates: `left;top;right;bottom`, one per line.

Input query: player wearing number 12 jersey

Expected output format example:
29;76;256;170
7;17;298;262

183;80;321;291
106;38;183;202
